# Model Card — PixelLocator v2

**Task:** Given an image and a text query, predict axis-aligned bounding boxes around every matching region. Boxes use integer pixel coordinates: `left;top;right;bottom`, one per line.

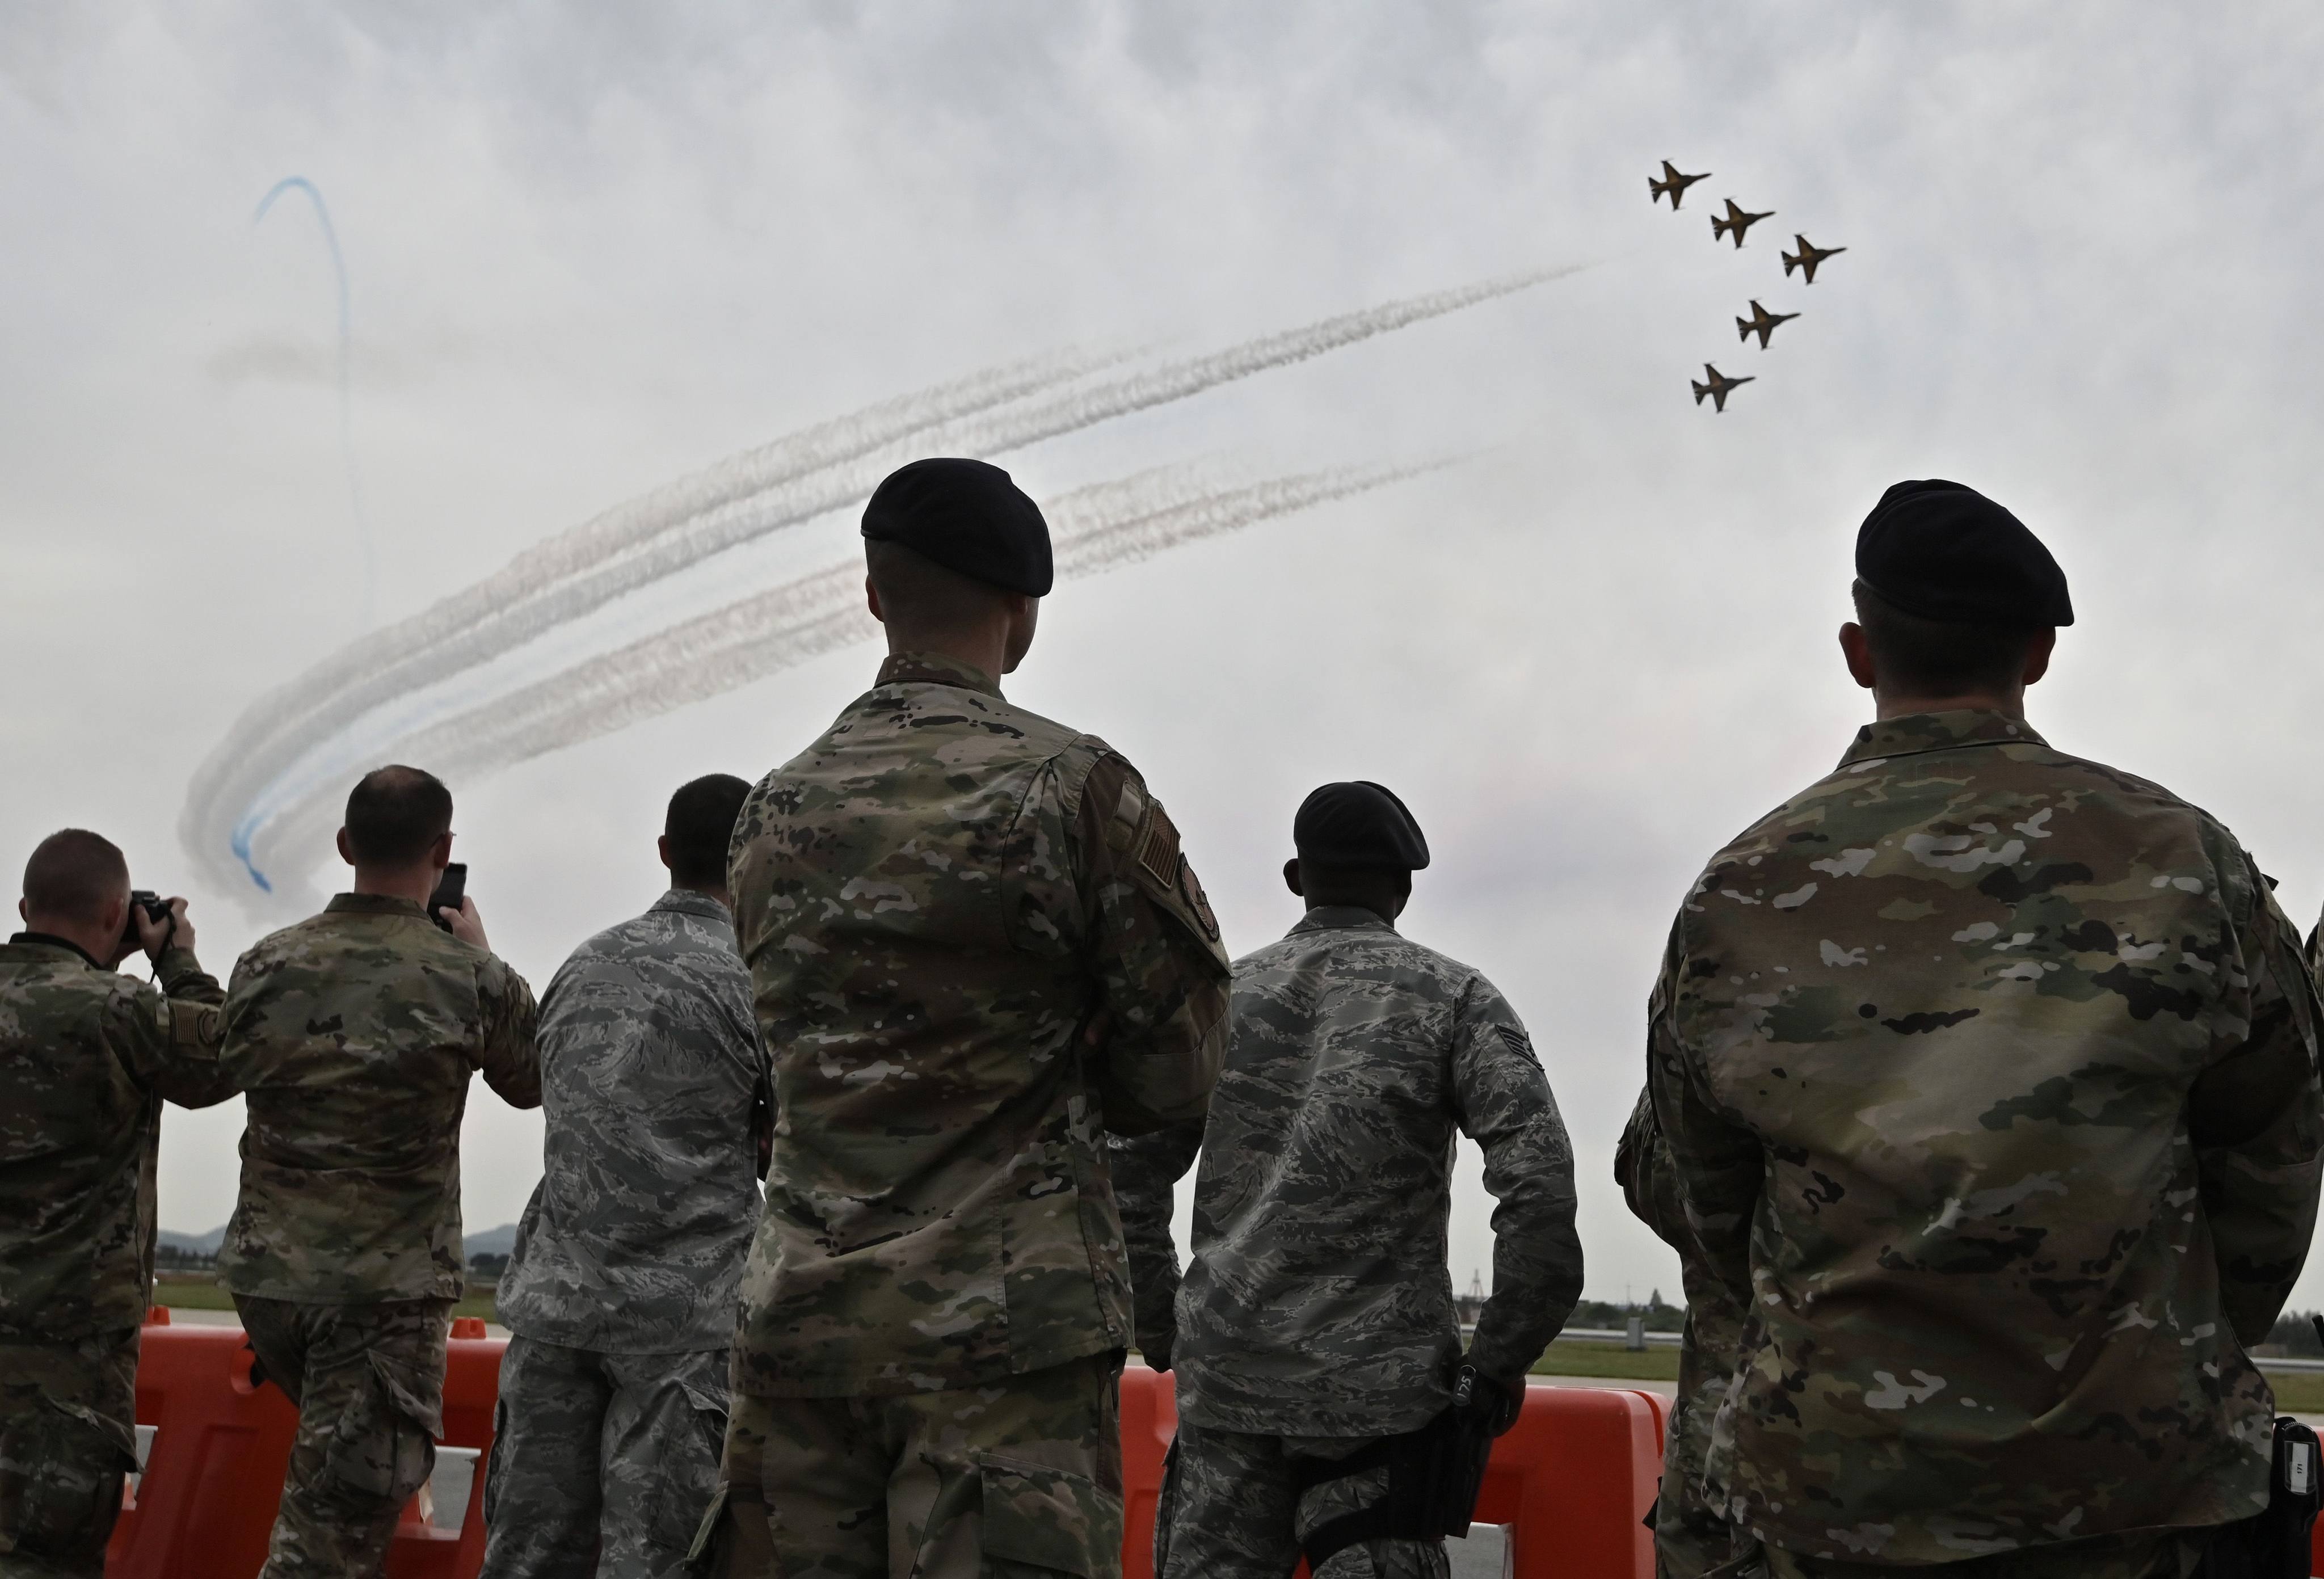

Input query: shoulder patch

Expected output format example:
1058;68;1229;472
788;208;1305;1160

1135;803;1182;889
1496;1024;1537;1063
1180;857;1222;942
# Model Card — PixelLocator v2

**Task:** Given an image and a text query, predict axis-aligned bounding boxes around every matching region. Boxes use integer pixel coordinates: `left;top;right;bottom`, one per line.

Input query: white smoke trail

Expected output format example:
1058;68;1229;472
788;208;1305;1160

188;263;1577;895
231;458;1439;901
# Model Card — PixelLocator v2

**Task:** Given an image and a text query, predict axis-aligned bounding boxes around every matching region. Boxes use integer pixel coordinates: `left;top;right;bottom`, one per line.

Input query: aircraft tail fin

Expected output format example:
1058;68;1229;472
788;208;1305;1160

1782;253;1799;276
1736;318;1750;341
1691;381;1710;405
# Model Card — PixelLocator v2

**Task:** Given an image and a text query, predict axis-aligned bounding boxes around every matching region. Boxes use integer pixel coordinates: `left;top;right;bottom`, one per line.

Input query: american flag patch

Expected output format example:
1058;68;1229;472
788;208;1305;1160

1135;806;1182;887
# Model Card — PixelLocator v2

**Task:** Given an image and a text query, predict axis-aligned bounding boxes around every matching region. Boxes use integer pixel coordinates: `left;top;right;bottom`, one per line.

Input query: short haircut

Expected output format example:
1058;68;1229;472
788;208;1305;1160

22;828;130;926
666;774;753;888
865;537;1013;635
1852;580;2041;699
344;765;454;866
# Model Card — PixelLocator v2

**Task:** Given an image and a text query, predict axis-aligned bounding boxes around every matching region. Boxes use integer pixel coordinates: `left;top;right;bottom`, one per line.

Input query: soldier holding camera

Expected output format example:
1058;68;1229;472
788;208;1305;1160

216;764;541;1579
0;829;233;1578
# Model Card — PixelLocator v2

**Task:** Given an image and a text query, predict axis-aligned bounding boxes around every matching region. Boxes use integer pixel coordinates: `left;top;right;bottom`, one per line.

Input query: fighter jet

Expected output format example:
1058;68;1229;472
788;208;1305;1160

1649;159;1710;209
1782;234;1847;283
1711;198;1774;248
1691;363;1754;412
1736;300;1799;350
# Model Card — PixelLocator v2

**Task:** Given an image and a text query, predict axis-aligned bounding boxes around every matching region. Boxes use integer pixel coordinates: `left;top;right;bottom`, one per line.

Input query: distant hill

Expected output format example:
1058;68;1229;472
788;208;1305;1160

158;1222;525;1258
158;1224;227;1255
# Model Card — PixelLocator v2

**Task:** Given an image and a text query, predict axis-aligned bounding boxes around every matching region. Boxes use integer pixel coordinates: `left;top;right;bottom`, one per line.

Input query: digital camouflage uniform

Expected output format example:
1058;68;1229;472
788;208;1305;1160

707;650;1230;1579
482;889;767;1579
219;893;541;1579
0;936;230;1578
1648;710;2324;1573
1615;1089;1746;1579
1117;906;1584;1579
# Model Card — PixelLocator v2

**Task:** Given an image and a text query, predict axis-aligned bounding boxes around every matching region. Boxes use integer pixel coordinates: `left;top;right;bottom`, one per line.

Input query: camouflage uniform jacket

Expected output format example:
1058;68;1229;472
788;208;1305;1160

1121;906;1583;1436
0;937;233;1338
726;650;1231;1397
217;894;543;1303
496;888;769;1353
1648;709;2324;1564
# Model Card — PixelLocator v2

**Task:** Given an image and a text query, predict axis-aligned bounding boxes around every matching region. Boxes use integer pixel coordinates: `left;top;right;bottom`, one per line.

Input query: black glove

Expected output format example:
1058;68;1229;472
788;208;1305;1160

1141;1335;1174;1374
1453;1363;1523;1437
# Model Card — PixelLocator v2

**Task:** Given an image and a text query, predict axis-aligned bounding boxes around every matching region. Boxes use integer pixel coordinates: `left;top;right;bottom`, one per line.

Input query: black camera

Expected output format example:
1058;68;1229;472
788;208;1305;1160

120;890;172;953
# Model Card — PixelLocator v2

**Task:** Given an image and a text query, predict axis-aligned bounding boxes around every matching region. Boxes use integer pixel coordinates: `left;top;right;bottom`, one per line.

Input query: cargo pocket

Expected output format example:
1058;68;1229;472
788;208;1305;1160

975;1453;1123;1578
652;1371;731;1551
0;1397;134;1563
325;1353;438;1506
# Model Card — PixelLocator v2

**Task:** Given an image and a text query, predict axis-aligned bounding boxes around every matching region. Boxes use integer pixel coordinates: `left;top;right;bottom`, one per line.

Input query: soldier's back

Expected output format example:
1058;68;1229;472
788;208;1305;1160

1671;710;2321;1559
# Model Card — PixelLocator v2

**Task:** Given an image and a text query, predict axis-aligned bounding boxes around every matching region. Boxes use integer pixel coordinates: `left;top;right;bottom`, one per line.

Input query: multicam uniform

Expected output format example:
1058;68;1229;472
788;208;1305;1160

1117;906;1583;1579
709;650;1230;1579
218;894;541;1579
1615;1089;1745;1579
482;889;767;1579
0;936;230;1579
1648;710;2324;1577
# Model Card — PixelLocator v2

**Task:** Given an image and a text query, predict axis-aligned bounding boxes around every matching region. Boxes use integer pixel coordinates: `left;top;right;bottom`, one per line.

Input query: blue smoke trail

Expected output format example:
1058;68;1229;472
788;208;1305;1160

253;176;376;633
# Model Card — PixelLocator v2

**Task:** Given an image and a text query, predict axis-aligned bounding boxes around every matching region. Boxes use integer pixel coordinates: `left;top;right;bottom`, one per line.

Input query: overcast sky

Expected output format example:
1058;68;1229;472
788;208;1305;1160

10;2;2324;1311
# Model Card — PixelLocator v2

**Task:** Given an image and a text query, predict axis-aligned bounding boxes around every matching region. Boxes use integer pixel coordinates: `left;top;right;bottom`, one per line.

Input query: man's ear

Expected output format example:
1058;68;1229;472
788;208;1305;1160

335;827;356;868
1838;622;1878;692
429;831;455;873
1282;858;1304;897
2022;628;2057;687
96;892;128;939
15;899;25;924
864;575;885;625
658;835;675;873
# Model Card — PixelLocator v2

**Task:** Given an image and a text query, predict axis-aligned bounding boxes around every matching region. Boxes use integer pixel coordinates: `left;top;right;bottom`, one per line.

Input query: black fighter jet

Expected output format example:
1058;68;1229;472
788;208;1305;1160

1691;364;1754;412
1711;198;1774;248
1736;300;1800;350
1782;234;1847;283
1649;159;1710;209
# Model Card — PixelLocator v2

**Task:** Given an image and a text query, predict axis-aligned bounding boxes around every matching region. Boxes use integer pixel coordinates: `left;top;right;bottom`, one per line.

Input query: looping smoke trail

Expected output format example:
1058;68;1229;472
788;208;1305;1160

253;177;374;627
230;458;1441;904
187;263;1582;897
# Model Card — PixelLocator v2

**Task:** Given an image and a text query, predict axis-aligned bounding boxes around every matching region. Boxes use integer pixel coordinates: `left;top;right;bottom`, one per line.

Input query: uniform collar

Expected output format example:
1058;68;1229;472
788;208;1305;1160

324;892;433;919
875;650;1003;699
6;932;105;970
1838;709;2047;770
1287;904;1400;937
650;887;732;923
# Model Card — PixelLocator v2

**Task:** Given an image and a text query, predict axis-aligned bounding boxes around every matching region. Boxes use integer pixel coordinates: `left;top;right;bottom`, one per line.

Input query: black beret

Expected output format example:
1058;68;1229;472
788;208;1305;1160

1855;479;2073;628
861;458;1054;597
1294;781;1431;871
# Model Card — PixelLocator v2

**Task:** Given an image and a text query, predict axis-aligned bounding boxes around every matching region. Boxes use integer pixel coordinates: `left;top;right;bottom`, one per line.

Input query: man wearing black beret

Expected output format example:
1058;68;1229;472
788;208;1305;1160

1631;480;2323;1578
704;457;1232;1577
1117;781;1583;1578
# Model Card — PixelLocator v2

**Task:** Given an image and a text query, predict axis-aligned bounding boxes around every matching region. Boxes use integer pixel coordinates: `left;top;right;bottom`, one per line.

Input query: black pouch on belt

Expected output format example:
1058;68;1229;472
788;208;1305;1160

2201;1417;2323;1578
1290;1407;1495;1569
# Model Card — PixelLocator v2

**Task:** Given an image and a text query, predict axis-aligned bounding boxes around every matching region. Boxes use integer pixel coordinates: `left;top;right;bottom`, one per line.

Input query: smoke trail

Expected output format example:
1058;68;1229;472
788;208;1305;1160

229;458;1438;899
185;349;1122;892
253;177;374;626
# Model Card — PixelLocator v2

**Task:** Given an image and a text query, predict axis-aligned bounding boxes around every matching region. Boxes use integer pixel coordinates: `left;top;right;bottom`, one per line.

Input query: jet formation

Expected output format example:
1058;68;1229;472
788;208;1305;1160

1648;159;1845;411
1649;160;1710;209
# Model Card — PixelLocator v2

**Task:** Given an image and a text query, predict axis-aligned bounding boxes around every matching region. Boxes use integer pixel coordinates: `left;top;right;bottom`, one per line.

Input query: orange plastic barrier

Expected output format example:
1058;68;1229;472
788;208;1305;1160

116;1325;1664;1578
1117;1363;1667;1579
108;1314;503;1579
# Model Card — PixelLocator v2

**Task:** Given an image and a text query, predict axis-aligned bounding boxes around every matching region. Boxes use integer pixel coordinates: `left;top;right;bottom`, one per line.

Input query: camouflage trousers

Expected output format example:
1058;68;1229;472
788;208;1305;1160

477;1337;728;1579
0;1328;139;1579
236;1295;452;1579
1748;1531;2209;1579
1153;1422;1448;1579
702;1351;1123;1578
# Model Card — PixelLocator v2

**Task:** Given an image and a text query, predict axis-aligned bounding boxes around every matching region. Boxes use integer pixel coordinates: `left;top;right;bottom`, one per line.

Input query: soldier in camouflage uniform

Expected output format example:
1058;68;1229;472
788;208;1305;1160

1118;781;1584;1579
481;775;767;1579
1615;1090;1744;1579
0;829;232;1578
701;458;1230;1578
218;766;541;1579
1647;481;2324;1578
